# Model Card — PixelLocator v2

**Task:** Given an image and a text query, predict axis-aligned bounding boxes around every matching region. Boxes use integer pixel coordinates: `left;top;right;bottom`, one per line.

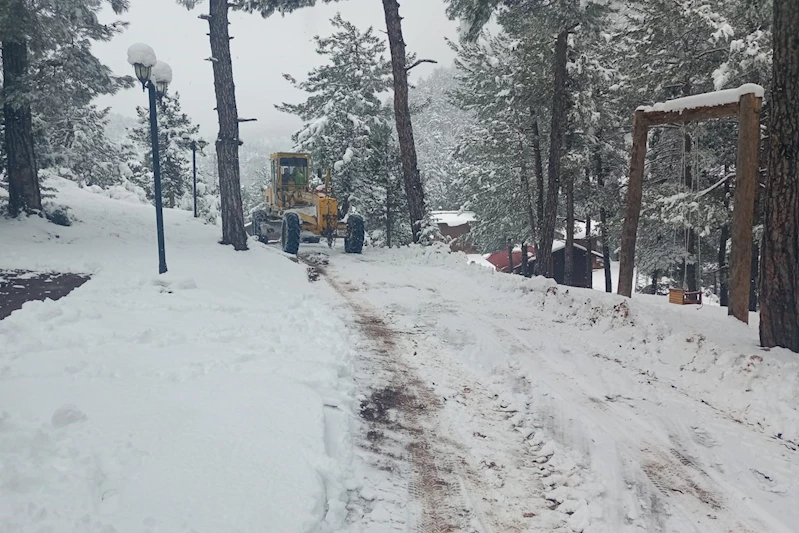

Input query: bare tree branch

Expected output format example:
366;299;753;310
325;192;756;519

405;58;437;72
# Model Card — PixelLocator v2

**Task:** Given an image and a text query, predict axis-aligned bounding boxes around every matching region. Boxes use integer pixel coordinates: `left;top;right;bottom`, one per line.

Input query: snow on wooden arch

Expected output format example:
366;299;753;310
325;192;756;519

617;84;764;324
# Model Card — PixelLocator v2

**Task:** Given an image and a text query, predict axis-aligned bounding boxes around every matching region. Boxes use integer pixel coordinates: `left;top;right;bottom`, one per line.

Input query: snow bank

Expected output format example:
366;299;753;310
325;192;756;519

638;83;765;113
373;244;799;444
0;177;358;532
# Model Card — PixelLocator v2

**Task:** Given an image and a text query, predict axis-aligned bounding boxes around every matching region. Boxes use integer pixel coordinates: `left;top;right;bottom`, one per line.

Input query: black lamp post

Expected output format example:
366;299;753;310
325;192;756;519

181;133;206;218
127;44;171;275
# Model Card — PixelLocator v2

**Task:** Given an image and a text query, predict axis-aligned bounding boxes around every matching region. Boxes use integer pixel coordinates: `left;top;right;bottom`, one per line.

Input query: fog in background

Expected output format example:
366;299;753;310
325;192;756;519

94;0;460;147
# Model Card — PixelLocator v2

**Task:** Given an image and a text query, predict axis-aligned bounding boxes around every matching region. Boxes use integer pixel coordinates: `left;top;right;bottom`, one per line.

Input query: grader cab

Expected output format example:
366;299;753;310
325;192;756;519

251;152;365;255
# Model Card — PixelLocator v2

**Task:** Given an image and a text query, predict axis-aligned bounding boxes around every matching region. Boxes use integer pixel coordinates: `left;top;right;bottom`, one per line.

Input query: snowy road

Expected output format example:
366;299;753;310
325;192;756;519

2;179;796;533
301;244;798;533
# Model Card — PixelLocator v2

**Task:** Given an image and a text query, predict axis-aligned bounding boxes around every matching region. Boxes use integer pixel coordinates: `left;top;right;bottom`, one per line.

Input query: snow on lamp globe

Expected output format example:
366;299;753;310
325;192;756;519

126;43;157;88
152;61;173;97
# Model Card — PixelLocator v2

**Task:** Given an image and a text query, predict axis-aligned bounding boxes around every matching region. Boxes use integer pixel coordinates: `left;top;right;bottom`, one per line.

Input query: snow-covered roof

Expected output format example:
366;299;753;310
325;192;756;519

637;83;764;114
431;210;476;227
466;254;496;270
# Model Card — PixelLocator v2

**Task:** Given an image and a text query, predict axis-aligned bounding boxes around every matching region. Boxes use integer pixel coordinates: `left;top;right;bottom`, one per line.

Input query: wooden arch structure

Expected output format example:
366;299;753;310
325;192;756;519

617;84;764;323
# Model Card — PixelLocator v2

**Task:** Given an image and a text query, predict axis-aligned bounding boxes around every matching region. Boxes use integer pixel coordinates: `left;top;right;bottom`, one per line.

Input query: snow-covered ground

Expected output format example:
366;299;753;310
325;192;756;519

3;179;797;533
326;245;798;532
1;178;357;533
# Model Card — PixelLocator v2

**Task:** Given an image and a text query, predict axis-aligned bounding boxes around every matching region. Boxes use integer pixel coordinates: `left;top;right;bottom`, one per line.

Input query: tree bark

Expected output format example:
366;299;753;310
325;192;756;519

531;111;545;233
750;238;759;312
718;175;730;306
385;172;393;248
617;110;649;296
585;168;593;288
760;0;799;351
536;30;569;277
565;170;574;286
594;145;612;292
521;242;529;277
519;137;537;243
382;0;427;243
207;0;247;250
2;38;41;216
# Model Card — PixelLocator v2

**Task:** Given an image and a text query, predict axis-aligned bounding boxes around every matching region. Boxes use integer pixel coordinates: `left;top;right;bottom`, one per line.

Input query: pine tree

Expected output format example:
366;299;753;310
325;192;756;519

0;0;131;215
51;105;129;188
448;32;547;253
129;92;200;208
411;67;473;211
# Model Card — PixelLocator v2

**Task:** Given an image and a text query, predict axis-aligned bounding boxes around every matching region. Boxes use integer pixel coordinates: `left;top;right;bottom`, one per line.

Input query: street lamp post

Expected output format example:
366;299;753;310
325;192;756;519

190;140;197;217
127;44;172;275
181;134;206;218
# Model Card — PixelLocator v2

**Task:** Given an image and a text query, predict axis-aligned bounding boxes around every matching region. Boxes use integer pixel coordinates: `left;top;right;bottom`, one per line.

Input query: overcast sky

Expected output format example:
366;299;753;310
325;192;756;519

93;0;461;143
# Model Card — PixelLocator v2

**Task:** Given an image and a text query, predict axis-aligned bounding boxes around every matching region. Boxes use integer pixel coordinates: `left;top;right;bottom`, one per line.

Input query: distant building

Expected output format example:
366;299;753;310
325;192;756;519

483;241;604;287
431;211;477;253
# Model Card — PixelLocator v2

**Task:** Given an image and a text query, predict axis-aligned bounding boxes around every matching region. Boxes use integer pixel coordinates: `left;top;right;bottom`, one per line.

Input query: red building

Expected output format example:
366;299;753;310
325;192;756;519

485;241;603;287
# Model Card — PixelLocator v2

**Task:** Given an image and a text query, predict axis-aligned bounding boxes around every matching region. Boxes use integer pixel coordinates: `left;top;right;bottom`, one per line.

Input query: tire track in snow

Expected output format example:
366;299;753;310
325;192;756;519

317;269;485;533
320;257;597;533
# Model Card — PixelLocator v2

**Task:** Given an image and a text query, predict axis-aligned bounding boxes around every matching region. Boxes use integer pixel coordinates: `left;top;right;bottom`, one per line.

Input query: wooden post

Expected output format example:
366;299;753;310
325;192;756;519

728;93;762;323
617;110;649;297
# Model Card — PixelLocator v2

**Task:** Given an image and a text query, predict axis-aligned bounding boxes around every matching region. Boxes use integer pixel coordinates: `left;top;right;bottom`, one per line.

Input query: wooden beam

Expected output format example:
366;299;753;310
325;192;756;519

618;109;649;297
641;101;740;126
728;93;762;323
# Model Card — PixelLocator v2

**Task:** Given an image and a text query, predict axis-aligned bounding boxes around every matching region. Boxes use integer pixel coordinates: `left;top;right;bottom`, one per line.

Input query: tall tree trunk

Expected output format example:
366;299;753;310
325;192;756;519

206;0;247;250
521;242;529;277
531;111;545;233
519;137;537;243
564;170;574;286
596;148;612;293
683;130;698;292
536;30;569;277
385;174;393;248
382;0;427;243
2;38;41;216
760;0;799;352
718;175;730;306
750;239;760;312
585;168;593;288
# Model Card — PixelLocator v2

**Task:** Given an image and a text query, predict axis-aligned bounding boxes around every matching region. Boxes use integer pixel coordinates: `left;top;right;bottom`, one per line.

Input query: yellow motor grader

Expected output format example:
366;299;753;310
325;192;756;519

250;152;364;255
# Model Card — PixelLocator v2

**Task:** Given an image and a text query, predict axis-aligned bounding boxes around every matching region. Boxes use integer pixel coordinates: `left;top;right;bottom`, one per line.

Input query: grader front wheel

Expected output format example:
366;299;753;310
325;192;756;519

344;214;365;254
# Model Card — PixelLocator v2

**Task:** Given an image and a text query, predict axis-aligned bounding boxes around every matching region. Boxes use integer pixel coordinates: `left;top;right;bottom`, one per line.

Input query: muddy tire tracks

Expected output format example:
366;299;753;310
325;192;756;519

318;269;481;532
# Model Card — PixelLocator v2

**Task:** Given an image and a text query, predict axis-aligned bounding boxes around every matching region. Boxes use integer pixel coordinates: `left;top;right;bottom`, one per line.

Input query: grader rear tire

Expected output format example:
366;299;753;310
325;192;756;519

344;214;365;254
281;212;301;255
